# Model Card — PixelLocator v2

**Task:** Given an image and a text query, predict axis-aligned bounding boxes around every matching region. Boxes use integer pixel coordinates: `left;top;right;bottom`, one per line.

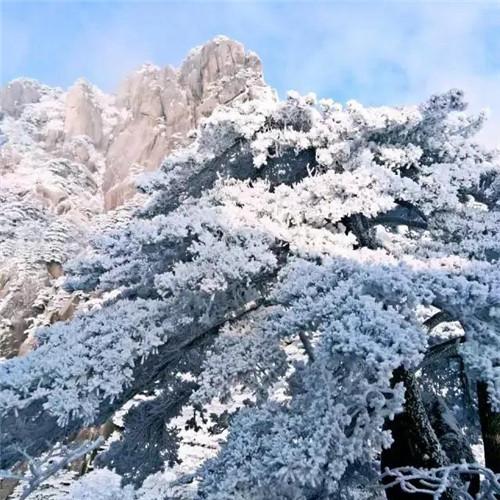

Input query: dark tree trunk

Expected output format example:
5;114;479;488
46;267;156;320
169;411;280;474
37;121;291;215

343;213;378;249
477;381;500;474
381;367;451;500
426;395;480;497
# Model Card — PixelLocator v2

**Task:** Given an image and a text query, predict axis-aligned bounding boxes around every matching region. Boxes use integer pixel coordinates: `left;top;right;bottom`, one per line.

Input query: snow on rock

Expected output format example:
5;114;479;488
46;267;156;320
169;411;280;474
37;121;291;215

0;36;269;358
0;78;46;117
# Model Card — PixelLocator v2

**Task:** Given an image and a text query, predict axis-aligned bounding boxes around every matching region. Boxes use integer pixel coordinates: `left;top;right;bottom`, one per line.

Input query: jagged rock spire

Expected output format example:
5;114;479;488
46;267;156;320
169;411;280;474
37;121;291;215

104;36;270;209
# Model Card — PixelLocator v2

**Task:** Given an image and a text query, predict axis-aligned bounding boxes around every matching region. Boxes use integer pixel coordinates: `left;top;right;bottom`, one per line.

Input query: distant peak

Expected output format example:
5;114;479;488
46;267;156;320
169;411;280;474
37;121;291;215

74;77;91;87
182;35;249;63
4;77;41;88
212;34;232;43
136;63;162;75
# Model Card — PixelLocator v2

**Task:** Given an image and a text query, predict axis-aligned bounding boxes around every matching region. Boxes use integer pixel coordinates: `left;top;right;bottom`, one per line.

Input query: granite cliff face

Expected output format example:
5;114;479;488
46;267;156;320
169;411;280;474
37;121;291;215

0;36;272;357
0;78;109;358
64;80;106;148
104;36;266;209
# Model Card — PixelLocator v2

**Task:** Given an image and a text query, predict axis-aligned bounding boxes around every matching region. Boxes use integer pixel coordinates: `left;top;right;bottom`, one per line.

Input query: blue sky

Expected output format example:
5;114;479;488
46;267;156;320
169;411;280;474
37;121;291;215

2;1;500;142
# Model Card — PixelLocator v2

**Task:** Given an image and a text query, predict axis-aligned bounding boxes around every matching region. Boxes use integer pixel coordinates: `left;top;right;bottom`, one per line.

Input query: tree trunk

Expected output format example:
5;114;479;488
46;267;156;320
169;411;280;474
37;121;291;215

426;395;480;496
381;367;451;500
477;381;500;474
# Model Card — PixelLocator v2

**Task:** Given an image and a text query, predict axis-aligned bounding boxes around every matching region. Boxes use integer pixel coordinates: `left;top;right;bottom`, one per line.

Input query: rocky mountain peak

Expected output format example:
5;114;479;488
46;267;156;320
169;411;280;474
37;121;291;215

179;35;263;103
103;36;268;209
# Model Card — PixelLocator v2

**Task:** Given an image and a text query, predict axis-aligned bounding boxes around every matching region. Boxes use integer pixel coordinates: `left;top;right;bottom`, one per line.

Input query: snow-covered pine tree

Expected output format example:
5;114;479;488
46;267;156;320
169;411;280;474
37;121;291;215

1;89;499;499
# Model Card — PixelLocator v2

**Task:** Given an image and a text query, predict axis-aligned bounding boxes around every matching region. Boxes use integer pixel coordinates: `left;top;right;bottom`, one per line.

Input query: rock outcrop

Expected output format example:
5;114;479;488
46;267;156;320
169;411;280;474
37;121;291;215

64;79;104;147
103;36;268;209
0;78;43;117
0;36;271;357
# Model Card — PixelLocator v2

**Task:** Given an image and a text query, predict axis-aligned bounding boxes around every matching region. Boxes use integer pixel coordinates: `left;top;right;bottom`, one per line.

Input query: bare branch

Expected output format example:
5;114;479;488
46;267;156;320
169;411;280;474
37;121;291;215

370;202;428;230
371;214;428;229
423;310;453;331
298;331;315;362
1;437;104;500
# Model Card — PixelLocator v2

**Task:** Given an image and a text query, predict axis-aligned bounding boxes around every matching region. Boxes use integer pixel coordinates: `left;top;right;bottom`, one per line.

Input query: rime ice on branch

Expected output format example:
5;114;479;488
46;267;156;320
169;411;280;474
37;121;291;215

1;88;500;499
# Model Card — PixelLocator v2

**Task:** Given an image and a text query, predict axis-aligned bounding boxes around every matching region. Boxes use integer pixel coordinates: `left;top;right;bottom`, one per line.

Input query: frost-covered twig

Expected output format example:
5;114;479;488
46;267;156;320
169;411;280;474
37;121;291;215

0;437;104;499
381;464;500;499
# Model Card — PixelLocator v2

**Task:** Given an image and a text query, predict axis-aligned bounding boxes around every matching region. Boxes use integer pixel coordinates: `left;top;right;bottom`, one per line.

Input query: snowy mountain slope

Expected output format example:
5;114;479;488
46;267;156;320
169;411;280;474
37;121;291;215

0;36;272;359
0;80;107;358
